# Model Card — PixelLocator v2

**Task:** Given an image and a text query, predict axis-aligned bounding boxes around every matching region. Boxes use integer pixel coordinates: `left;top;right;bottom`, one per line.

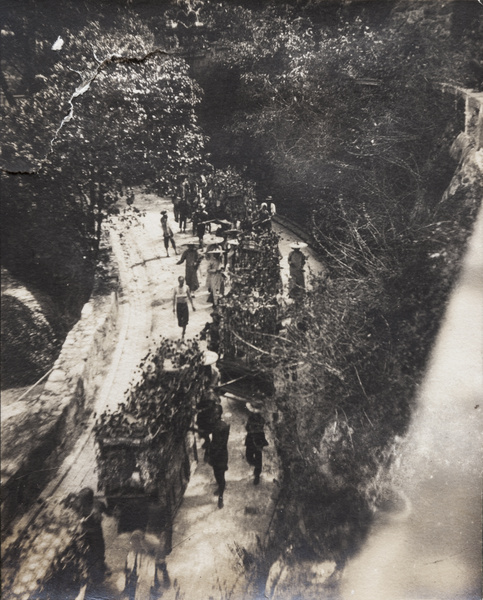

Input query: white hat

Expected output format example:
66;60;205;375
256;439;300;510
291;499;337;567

205;235;225;245
246;400;264;413
290;242;307;250
202;350;219;366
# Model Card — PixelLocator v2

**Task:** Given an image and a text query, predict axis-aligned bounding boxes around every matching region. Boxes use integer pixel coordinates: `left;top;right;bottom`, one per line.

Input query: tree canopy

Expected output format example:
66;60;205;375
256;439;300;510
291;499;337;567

1;11;208;316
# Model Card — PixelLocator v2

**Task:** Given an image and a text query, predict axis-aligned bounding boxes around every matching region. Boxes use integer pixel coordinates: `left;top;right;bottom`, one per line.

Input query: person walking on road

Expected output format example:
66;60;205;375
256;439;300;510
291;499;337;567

206;251;224;305
196;206;209;249
172;195;181;223
208;404;230;509
173;276;195;339
245;400;269;485
177;241;201;294
178;198;189;233
195;389;219;461
73;487;110;583
161;210;178;257
124;530;170;599
288;242;307;299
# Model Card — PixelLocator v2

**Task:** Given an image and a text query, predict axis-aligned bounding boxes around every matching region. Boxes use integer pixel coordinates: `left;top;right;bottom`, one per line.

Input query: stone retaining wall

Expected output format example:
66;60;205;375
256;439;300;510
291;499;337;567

441;85;483;150
1;247;120;534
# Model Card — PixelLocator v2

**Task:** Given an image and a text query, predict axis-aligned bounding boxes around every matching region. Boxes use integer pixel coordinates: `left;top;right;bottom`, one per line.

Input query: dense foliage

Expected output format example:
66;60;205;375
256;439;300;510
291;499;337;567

200;166;258;221
216;229;282;367
94;337;207;494
1;295;60;388
195;1;481;218
1;13;206;321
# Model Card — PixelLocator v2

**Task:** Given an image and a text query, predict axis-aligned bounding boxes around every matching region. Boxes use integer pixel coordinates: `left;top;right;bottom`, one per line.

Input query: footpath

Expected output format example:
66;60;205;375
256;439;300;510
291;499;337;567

2;190;325;600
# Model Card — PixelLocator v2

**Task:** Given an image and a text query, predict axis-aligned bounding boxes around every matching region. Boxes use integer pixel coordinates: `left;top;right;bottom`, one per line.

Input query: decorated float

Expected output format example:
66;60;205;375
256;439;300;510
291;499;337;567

94;338;209;531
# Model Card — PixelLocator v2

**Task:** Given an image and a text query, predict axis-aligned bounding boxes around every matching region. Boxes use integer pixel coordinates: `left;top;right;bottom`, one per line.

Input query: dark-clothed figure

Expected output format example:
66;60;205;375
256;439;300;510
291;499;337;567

209;404;230;509
241;209;254;233
226;239;239;272
196;208;209;249
161;211;177;257
245;402;269;485
288;242;307;299
191;201;203;236
196;390;219;460
180;177;190;203
208;313;221;353
177;243;200;293
178;198;189;233
201;313;221;354
75;487;109;582
127;189;135;205
173;276;195;339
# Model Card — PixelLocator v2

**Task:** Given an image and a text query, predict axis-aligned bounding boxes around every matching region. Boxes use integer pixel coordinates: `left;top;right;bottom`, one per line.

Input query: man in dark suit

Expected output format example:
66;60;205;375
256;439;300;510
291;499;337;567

209;404;230;509
245;400;269;485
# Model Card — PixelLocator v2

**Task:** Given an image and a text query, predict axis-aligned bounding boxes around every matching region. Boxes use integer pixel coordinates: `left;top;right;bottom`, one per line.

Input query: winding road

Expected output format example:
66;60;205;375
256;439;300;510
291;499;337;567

3;189;325;600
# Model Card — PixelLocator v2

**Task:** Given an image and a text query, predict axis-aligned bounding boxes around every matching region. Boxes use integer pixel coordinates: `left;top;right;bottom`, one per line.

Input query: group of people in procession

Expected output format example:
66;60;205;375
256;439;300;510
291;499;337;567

166;184;303;512
165;184;298;516
66;183;305;589
69;358;270;593
194;351;269;510
168;184;309;339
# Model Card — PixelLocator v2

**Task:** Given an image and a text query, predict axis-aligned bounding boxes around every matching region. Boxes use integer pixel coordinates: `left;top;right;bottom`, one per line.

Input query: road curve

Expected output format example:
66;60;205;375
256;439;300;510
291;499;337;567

4;191;323;600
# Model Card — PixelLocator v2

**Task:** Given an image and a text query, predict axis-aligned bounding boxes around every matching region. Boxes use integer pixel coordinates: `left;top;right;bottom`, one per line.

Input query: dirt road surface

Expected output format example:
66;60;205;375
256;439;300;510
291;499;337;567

4;190;324;600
